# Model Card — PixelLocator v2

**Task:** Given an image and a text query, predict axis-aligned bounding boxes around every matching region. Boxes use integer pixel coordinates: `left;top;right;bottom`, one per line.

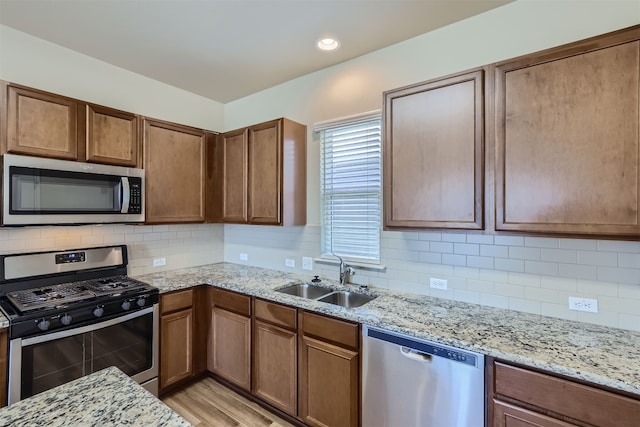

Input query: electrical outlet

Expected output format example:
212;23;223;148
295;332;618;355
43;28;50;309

285;258;295;268
430;277;448;290
568;297;598;313
152;257;166;267
239;253;248;261
302;257;313;271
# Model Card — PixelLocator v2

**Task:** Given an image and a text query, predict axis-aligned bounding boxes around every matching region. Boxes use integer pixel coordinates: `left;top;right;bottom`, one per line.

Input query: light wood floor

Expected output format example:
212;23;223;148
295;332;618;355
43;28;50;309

161;377;296;427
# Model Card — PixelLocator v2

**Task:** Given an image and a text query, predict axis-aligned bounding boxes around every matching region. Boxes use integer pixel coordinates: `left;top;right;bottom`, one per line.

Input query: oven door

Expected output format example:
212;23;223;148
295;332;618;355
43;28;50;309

8;305;158;405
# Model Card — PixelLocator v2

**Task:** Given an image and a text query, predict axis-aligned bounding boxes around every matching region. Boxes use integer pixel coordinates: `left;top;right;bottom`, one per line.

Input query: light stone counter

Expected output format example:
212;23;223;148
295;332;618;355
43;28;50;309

136;262;640;397
0;367;190;427
0;312;7;329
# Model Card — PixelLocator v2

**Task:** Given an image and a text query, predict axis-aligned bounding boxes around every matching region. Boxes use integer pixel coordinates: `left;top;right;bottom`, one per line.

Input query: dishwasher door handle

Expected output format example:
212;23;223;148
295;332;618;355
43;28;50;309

400;346;432;362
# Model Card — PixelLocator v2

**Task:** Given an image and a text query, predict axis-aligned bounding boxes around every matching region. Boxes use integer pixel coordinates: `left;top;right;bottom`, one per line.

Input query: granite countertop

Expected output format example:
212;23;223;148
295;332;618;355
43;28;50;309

0;367;190;427
0;312;8;329
136;262;640;397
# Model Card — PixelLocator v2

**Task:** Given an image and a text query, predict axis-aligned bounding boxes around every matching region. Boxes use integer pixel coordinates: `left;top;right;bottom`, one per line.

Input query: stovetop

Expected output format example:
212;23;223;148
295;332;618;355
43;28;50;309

6;276;153;314
0;245;159;339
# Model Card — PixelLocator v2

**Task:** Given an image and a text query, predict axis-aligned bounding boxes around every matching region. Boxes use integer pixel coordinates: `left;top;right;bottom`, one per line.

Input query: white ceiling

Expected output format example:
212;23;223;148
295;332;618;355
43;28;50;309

0;0;512;103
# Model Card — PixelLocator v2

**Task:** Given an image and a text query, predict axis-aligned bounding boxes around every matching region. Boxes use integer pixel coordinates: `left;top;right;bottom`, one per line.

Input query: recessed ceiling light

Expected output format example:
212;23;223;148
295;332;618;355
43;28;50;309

317;37;340;51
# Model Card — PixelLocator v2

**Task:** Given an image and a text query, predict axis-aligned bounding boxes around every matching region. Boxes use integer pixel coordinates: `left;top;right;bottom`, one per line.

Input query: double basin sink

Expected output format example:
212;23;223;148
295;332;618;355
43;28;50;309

276;282;376;308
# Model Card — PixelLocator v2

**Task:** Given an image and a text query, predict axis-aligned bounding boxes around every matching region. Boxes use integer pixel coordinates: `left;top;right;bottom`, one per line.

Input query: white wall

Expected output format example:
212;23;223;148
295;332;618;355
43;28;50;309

0;25;225;131
0;25;226;271
224;0;640;331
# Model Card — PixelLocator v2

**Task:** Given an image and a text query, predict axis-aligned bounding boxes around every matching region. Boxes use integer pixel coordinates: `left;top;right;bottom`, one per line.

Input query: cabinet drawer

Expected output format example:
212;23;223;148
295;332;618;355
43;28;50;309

494;362;640;427
210;287;251;316
301;311;359;349
254;299;296;330
160;289;193;314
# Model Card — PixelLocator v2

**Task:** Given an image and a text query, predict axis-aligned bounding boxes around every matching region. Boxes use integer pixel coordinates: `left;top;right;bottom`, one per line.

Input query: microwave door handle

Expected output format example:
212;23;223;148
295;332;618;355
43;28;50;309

121;177;130;213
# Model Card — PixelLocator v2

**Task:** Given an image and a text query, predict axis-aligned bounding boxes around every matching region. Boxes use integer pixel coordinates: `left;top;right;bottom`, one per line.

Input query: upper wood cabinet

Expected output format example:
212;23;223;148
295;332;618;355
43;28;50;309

495;29;640;236
84;103;139;167
3;83;79;160
221;118;306;226
1;82;141;166
383;69;484;230
143;118;208;224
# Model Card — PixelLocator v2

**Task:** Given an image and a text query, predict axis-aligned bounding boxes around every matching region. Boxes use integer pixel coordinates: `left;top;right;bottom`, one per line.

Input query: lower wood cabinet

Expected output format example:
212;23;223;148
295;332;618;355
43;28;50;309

208;288;251;391
159;289;194;393
252;299;298;415
299;311;360;427
490;359;640;427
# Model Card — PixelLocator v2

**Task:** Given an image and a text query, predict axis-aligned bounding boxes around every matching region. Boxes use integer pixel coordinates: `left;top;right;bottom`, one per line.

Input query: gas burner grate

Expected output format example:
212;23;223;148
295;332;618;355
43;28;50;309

8;282;97;313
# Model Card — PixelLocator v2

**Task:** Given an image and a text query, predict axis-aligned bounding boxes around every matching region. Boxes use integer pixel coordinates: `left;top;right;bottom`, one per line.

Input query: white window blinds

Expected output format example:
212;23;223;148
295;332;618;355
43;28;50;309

318;113;381;264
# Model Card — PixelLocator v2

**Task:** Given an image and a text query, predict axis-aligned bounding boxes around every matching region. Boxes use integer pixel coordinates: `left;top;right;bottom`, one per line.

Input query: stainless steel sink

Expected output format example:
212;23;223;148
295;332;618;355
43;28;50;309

317;291;376;308
276;283;333;299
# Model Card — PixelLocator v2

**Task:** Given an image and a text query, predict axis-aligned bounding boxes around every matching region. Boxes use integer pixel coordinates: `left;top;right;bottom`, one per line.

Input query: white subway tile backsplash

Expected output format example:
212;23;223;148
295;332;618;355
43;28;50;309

541;248;577;264
442;233;466;243
525;261;559;276
619;314;640;332
558;263;598;280
219;224;638;331
495;235;524;246
559;238;597;250
524;237;559;248
480;244;509;258
619;253;640;268
466;234;494;244
509;246;541;260
597;240;640;253
467;256;494;269
494;258;525;272
429;241;454;253
577;250;618;267
597;266;640;285
454;243;479;256
441;254;466;267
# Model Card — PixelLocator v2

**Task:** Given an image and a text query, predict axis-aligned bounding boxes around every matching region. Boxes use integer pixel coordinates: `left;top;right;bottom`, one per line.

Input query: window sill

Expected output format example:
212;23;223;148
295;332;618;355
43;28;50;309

313;257;386;272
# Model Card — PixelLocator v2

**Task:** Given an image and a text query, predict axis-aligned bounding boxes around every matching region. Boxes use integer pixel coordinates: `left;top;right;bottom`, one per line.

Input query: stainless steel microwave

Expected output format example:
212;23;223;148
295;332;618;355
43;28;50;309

2;154;144;226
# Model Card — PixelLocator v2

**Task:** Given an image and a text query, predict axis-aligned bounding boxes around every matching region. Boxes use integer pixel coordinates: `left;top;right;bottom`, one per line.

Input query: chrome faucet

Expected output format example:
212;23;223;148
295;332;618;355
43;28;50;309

333;254;355;286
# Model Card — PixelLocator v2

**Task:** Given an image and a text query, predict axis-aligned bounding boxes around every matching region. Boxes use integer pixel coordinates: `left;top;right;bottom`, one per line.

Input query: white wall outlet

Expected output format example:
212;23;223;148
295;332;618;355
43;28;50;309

302;257;313;271
285;258;296;268
152;257;166;267
430;277;448;290
239;253;248;261
568;297;598;313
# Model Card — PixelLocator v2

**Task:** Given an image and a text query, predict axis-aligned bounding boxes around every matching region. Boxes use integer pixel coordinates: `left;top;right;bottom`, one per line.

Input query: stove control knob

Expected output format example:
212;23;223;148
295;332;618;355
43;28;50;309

121;300;131;311
37;319;50;331
60;313;73;326
136;297;146;307
93;306;104;318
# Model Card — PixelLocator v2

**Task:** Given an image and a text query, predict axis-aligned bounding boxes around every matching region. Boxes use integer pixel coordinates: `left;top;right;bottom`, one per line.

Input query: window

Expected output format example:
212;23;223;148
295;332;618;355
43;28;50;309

317;112;381;264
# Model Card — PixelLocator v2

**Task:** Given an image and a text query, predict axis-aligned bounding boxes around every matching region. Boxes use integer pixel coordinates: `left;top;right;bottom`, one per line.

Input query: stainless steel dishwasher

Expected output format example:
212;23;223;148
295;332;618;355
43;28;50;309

362;325;485;427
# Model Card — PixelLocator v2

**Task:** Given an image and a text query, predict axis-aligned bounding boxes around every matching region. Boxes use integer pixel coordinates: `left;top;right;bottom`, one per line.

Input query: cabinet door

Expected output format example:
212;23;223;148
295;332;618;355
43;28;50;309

384;70;484;230
160;308;193;391
5;85;78;160
222;128;248;223
144;119;206;223
208;306;251;390
248;120;281;225
496;39;640;236
85;104;139;167
253;320;297;415
299;335;359;427
494;401;577;427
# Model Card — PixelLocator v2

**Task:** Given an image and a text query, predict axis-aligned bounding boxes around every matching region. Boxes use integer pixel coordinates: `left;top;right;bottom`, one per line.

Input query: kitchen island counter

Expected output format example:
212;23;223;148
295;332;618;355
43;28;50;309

136;262;640;397
0;366;190;426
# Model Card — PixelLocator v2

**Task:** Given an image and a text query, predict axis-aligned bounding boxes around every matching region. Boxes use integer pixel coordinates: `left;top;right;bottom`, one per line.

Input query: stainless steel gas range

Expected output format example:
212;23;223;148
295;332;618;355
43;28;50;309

0;245;159;405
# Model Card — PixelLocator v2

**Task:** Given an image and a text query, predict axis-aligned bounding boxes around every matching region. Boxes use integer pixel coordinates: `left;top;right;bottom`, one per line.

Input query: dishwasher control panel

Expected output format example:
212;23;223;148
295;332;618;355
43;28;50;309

366;327;479;367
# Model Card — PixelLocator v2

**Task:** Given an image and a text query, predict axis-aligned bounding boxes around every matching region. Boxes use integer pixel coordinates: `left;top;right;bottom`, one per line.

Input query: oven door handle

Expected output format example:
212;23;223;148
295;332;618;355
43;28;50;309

20;306;155;346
